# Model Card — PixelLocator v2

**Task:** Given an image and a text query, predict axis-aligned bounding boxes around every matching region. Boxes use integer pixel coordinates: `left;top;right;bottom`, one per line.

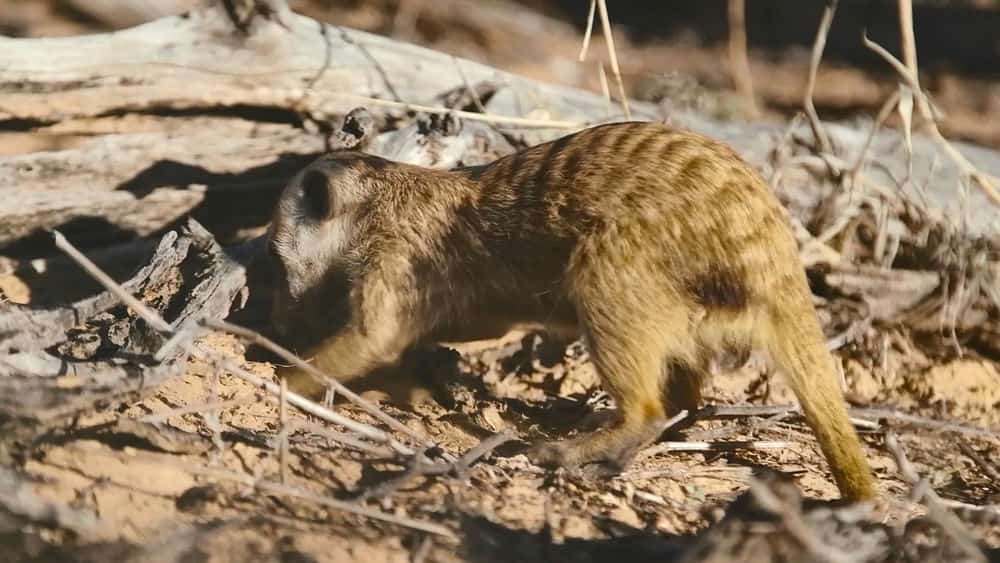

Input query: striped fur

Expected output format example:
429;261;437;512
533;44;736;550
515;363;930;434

266;122;877;501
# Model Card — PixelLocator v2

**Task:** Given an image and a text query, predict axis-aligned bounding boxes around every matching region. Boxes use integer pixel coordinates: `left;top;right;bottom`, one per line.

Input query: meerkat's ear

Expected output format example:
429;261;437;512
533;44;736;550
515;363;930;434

300;170;335;221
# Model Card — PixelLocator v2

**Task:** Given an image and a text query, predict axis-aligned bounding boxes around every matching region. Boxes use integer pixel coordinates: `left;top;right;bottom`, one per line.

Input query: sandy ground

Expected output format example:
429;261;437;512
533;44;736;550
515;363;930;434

11;327;998;560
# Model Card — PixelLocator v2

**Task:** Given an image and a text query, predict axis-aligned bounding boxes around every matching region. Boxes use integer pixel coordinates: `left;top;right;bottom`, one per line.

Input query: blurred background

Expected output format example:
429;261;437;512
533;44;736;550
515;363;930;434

2;0;999;150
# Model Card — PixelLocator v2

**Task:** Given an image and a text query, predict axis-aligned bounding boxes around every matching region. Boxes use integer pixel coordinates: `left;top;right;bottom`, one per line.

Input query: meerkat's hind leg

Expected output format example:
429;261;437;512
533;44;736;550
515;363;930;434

661;357;707;415
657;357;708;438
530;419;667;476
530;323;673;474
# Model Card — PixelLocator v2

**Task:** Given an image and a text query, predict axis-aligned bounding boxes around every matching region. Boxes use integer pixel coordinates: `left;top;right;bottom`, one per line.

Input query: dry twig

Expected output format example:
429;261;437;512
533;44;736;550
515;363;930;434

53;231;171;334
411;535;434;563
578;0;597;62
597;62;612;117
203;318;439;455
642;440;791;458
293;419;396;458
803;0;837;153
321;92;582;130
279;377;290;484
578;0;630;120
957;441;1000;484
189;464;457;539
451;430;516;476
849;88;902;188
595;0;629;120
696;403;997;438
851;407;999;439
450;56;487;114
661;409;690;433
862;2;1000;204
745;477;854;563
205;369;225;459
193;350;416;455
685;411;793;442
884;432;987;562
361;430;516;500
726;0;757;114
139;397;256;425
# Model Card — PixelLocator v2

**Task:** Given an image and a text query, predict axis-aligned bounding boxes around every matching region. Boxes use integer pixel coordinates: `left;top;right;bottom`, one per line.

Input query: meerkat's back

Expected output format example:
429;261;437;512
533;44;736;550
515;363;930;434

474;122;875;499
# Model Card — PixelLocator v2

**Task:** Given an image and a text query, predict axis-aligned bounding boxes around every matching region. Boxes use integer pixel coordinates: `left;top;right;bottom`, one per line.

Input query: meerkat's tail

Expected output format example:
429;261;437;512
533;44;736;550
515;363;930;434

763;291;878;502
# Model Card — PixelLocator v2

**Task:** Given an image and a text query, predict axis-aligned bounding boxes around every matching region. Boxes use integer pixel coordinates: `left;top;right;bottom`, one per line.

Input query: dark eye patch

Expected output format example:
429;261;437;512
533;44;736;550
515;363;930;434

301;170;333;220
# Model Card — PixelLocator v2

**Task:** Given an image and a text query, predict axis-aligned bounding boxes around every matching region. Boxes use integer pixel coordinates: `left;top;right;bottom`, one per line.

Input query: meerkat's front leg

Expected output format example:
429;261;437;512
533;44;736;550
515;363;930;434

278;284;413;398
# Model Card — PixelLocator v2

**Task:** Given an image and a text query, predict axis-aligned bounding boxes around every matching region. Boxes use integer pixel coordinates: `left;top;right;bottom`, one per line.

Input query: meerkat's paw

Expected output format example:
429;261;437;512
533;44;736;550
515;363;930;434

274;364;328;400
528;419;666;476
528;440;626;478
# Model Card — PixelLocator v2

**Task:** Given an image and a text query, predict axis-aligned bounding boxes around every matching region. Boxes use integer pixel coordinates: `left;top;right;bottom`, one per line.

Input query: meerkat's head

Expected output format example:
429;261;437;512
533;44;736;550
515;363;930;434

265;151;386;340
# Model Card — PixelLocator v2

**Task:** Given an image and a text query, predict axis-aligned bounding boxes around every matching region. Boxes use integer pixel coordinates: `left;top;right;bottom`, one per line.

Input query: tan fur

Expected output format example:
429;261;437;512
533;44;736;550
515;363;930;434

265;121;878;501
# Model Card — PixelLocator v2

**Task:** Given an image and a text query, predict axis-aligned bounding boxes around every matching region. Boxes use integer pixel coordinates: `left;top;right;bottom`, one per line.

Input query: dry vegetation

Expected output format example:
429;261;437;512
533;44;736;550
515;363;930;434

1;1;999;562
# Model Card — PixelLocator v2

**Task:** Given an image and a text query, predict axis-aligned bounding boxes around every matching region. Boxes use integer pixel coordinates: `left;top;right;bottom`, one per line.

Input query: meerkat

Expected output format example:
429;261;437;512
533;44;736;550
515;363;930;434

265;121;877;501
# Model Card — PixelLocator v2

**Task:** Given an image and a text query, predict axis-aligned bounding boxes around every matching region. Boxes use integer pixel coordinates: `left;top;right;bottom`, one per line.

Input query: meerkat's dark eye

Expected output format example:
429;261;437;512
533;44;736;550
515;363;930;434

301;170;334;221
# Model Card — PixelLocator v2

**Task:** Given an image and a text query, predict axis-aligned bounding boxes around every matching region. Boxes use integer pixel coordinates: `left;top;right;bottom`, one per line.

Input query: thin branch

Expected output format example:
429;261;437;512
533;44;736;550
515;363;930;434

958;440;1000;483
884;432;987;563
862;29;1000;203
849;88;902;188
685;410;792;442
154;320;206;361
203;318;435;453
323;92;582;130
139;397;256;425
206;369;225;459
194;348;416;456
597;62;612;117
696;403;997;438
190;464;456;539
803;0;838;153
727;0;757;114
695;404;793;418
850;406;1000;438
411;535;434;563
145;392;398;459
642;440;791;458
595;0;630;119
361;431;516;500
293;420;396;459
578;0;597;62
451;430;516;475
279;377;290;484
622;465;752;481
451;56;487;114
897;0;918;75
746;477;854;563
660;409;690;434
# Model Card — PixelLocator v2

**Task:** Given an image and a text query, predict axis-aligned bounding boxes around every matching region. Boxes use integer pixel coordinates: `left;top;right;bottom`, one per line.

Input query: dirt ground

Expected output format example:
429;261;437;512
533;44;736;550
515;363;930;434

9;321;999;560
2;1;1000;561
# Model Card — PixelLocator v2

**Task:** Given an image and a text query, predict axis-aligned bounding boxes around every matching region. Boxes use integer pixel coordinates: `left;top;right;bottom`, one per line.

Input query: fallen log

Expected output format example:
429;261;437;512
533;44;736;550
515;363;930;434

0;220;249;425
